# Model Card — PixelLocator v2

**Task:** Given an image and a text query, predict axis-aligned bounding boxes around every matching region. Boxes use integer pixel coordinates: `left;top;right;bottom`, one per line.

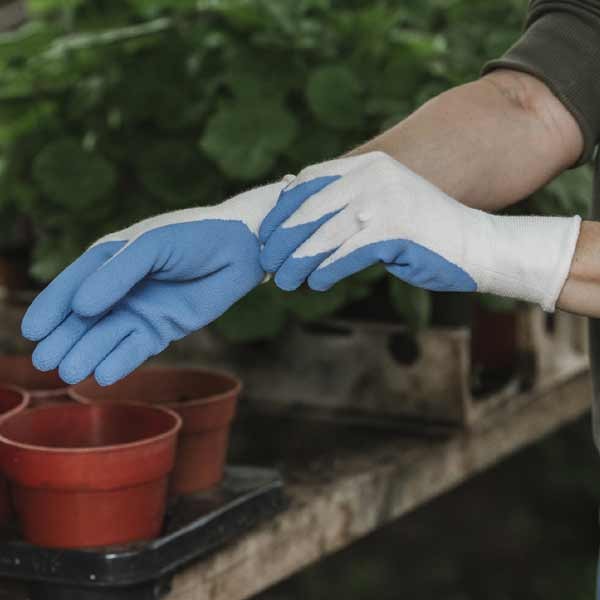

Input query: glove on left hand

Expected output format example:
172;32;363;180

22;179;290;386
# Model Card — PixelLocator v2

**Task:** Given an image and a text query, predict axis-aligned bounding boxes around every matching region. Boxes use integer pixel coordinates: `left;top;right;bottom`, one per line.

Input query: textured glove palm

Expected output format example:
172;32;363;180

22;180;289;386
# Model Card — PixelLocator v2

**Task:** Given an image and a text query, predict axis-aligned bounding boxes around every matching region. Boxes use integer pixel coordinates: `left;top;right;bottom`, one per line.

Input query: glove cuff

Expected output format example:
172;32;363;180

472;214;581;312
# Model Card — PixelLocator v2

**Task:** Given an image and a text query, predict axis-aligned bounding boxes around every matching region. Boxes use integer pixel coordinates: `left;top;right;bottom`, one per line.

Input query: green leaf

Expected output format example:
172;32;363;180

527;166;593;218
283;125;343;169
200;99;297;180
283;285;349;321
32;137;116;207
30;234;85;282
351;264;386;284
306;65;363;130
137;140;221;207
389;279;431;330
213;283;287;342
478;293;518;313
224;51;297;102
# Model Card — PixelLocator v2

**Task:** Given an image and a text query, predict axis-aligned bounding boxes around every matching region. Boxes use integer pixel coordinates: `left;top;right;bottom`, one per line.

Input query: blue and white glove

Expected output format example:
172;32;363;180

22;178;292;386
260;152;581;311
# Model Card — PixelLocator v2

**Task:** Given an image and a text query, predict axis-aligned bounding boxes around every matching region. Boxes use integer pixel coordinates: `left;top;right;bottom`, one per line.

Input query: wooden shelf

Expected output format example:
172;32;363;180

168;365;591;600
1;364;591;600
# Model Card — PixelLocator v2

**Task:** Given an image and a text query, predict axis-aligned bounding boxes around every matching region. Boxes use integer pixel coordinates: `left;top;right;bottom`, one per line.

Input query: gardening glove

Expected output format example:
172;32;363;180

259;152;581;311
21;178;293;386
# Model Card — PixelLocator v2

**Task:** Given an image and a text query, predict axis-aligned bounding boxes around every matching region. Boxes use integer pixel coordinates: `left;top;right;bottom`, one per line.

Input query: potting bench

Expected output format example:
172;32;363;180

0;298;592;599
3;356;589;599
165;364;591;600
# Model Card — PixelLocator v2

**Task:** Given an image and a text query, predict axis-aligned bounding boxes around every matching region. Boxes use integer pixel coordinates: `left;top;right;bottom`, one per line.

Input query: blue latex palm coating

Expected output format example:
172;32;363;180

307;240;477;292
259;176;477;294
260;209;342;277
21;242;125;342
24;220;263;386
274;250;333;291
258;176;340;244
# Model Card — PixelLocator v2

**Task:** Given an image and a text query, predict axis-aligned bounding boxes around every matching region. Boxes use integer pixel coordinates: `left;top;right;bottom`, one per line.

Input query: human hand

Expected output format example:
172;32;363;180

22;179;290;385
259;152;580;311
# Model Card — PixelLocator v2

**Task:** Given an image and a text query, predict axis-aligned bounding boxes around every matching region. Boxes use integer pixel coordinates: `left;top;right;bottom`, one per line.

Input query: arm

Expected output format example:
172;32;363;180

350;68;598;317
349;69;583;212
260;0;600;316
353;1;600;317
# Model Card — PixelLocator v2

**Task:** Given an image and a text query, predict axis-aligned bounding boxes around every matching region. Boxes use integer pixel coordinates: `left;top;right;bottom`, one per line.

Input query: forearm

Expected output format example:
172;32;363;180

350;68;600;316
350;69;584;212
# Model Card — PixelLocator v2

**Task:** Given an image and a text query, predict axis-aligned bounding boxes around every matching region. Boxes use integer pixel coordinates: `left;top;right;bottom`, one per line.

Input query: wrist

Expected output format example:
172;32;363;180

471;213;581;311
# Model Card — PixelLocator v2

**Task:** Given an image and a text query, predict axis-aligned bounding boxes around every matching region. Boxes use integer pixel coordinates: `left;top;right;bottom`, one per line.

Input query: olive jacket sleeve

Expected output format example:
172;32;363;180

482;0;600;165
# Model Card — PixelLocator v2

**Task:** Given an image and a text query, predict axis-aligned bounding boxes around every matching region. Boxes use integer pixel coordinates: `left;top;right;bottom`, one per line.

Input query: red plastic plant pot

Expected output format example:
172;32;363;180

70;367;241;495
0;403;181;549
0;355;70;407
0;385;29;526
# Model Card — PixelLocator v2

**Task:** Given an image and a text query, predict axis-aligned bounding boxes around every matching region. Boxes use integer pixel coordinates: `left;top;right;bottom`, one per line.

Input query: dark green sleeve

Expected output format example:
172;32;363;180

482;0;600;166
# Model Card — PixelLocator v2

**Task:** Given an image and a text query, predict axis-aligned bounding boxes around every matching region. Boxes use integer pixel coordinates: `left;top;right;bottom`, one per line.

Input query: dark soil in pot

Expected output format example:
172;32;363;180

0;403;181;548
70;367;241;495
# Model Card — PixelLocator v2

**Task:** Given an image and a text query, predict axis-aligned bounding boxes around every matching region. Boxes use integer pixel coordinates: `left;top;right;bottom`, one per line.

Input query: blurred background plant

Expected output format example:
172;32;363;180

0;0;591;340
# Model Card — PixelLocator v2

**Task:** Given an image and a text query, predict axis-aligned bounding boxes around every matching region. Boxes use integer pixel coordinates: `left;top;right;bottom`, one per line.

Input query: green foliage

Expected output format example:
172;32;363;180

307;65;363;130
389;278;431;331
477;293;518;314
32;137;116;206
526;166;593;219
0;0;592;339
201;99;297;179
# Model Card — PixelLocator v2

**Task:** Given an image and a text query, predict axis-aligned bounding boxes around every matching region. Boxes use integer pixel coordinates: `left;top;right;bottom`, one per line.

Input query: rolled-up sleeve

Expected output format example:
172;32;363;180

482;0;600;166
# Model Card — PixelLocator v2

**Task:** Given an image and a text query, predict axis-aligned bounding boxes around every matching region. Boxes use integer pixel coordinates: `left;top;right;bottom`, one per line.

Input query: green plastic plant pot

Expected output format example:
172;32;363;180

0;403;181;548
69;367;241;495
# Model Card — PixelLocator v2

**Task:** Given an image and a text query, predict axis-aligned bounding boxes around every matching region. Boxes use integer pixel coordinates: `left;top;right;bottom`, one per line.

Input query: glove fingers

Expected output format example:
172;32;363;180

32;312;100;372
273;209;362;291
260;206;342;274
94;332;154;387
21;242;123;341
258;176;338;243
58;311;136;385
308;238;408;291
72;233;163;318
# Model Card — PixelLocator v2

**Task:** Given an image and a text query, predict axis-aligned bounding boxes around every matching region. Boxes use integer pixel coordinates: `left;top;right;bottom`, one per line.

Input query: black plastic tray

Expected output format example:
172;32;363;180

0;466;286;599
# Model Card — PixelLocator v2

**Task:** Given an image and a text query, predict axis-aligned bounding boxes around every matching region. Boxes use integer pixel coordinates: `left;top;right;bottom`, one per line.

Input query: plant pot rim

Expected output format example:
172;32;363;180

0;403;182;455
0;355;68;394
69;366;243;409
11;386;69;398
0;384;29;421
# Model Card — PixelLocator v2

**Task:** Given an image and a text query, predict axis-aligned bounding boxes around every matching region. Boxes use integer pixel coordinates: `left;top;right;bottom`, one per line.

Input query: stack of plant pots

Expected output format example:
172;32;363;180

0;359;242;550
0;355;70;407
69;366;241;496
